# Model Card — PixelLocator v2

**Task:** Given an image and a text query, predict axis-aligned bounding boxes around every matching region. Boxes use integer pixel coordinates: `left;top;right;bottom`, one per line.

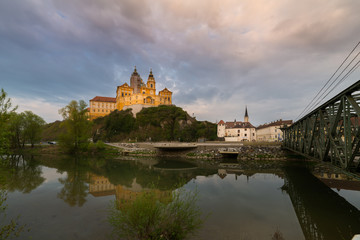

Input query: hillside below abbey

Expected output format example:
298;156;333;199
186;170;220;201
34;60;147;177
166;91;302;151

89;67;173;120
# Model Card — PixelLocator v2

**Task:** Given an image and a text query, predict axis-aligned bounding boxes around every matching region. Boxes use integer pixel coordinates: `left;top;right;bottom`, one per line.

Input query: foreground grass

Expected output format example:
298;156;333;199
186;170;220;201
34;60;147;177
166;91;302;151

108;187;205;240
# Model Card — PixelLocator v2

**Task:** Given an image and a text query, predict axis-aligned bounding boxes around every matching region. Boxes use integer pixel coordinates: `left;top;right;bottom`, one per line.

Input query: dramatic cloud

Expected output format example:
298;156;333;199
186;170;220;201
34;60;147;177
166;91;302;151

0;0;359;124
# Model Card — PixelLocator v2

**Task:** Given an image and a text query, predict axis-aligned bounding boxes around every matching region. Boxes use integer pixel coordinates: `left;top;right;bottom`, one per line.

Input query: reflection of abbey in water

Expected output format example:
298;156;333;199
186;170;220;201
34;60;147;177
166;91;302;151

88;174;171;206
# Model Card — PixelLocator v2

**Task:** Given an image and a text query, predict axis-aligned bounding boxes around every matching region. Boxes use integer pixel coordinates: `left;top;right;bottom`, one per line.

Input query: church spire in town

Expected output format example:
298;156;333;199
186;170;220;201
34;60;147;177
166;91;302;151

244;106;249;122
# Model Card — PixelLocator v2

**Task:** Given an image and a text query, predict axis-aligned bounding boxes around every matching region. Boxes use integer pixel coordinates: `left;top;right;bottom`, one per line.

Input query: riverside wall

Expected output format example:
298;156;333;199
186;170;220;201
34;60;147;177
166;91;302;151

107;142;289;160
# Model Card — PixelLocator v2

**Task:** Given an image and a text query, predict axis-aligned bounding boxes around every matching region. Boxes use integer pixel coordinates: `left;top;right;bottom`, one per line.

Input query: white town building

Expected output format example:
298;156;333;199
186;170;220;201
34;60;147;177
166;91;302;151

256;119;293;142
217;107;256;141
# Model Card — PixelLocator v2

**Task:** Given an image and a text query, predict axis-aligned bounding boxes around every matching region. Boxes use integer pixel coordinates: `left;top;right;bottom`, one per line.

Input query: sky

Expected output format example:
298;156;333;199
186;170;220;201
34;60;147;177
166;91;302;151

0;0;359;125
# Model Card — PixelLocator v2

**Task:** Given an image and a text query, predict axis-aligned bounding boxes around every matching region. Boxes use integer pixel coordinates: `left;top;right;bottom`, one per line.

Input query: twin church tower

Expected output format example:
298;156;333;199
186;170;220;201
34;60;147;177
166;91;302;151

89;67;173;120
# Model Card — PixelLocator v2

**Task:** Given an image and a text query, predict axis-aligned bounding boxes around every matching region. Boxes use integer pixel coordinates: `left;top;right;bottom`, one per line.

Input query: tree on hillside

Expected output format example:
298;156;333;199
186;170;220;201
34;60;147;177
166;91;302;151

136;105;187;141
59;100;92;153
0;89;17;155
196;121;217;141
91;105;217;142
103;109;136;139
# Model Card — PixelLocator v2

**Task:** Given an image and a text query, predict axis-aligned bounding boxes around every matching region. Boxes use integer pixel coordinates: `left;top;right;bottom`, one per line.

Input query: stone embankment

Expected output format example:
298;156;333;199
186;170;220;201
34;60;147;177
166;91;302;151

106;142;156;156
187;145;286;160
106;142;287;160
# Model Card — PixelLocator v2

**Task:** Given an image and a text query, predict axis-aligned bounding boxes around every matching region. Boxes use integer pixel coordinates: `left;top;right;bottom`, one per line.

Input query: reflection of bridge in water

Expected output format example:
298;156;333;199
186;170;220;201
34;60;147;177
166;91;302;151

216;162;360;239
283;166;360;240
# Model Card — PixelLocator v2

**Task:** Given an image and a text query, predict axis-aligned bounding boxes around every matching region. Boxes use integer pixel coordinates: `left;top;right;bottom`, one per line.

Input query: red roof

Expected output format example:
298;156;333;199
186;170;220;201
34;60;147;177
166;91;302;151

90;96;116;103
256;120;293;130
228;121;255;129
218;120;225;125
222;121;255;129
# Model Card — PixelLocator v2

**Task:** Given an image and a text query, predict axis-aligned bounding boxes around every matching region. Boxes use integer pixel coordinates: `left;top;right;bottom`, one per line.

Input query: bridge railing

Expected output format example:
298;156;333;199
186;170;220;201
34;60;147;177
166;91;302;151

282;80;360;170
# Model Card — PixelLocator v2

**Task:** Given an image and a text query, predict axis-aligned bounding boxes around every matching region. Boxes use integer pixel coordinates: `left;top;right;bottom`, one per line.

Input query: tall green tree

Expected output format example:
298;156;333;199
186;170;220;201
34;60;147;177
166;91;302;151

8;111;45;149
8;112;26;149
0;89;17;155
59;100;92;153
23;111;46;148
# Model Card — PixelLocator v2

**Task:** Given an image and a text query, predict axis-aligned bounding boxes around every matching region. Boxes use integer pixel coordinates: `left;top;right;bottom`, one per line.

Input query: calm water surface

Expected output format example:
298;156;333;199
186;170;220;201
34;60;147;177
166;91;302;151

2;155;360;240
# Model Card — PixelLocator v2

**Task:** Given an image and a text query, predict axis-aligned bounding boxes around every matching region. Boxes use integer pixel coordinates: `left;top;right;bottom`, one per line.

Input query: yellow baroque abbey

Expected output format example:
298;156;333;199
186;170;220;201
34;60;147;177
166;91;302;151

89;67;173;120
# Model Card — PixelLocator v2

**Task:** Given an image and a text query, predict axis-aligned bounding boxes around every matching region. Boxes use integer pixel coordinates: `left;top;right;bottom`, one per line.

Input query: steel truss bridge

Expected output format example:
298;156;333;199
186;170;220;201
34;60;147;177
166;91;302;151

283;80;360;170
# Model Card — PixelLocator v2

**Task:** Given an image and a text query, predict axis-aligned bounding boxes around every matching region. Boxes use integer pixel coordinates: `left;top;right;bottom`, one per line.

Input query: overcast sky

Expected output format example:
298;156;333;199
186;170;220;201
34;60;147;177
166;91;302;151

1;0;359;125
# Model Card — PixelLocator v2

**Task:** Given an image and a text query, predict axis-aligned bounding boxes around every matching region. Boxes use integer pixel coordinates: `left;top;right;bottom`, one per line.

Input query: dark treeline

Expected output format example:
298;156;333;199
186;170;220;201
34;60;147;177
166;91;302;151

42;105;217;144
1;88;217;156
8;111;45;149
0;89;45;154
92;105;217;142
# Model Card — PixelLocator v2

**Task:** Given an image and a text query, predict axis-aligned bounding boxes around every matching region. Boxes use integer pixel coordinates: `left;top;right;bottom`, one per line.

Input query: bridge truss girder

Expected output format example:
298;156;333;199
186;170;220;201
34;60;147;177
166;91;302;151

283;80;360;170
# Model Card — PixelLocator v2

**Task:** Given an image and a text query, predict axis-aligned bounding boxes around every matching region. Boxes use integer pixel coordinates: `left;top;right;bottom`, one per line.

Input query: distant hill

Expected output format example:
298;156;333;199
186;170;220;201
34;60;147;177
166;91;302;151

41;120;66;141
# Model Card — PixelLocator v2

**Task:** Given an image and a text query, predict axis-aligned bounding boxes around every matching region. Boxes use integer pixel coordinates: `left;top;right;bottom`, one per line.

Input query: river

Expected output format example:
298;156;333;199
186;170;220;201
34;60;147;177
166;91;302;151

1;154;360;240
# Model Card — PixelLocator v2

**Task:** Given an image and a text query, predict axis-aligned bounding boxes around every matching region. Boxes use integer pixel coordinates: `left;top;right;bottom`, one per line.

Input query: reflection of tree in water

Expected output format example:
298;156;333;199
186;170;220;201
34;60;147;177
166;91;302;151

103;159;216;191
57;157;89;207
32;155;216;206
0;155;44;193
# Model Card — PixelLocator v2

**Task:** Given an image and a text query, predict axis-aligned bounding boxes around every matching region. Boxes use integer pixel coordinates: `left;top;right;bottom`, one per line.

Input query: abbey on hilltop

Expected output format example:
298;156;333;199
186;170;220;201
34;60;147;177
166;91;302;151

89;67;173;120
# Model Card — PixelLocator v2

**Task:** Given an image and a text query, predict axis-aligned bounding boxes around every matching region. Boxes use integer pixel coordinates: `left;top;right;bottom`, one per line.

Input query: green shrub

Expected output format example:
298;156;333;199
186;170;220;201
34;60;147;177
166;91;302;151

95;140;106;151
108;187;204;240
